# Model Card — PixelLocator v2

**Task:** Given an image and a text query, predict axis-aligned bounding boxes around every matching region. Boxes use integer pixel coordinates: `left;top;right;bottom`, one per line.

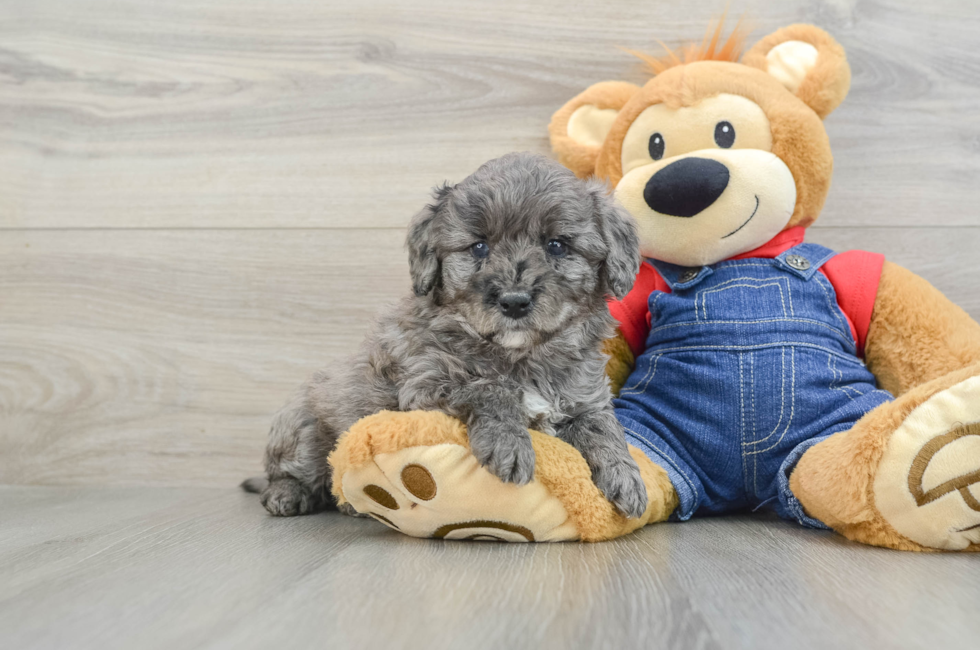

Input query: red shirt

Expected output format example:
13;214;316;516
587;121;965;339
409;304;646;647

608;227;884;358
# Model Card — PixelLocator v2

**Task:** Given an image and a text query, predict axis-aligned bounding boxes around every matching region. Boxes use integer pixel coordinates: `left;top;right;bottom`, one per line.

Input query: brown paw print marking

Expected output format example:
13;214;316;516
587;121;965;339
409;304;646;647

401;463;437;500
368;513;400;529
359;464;535;542
433;521;535;542
363;484;399;510
908;422;980;511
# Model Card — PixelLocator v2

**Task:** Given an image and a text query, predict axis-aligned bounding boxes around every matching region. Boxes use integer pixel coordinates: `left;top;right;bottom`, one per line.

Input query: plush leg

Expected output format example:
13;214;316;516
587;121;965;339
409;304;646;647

328;410;678;542
791;363;980;551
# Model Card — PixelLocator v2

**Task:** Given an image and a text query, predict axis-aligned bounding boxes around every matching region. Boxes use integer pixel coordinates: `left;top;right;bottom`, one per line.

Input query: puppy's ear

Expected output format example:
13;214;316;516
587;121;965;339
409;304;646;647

406;183;451;297
590;180;640;300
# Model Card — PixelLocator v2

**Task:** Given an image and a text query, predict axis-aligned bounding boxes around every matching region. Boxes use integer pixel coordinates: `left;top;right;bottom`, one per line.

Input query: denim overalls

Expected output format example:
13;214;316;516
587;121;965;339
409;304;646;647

613;243;894;527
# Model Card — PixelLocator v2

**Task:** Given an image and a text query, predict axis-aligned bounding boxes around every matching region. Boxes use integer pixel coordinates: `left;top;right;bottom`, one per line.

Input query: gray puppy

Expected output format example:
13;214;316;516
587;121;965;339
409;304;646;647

245;152;648;518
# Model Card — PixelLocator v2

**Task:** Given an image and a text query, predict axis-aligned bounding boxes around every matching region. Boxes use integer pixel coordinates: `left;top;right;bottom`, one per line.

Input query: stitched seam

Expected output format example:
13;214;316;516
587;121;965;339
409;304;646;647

714;261;778;269
814;272;850;340
620;356;655;394
695;274;788;288
648;317;851;341
743;347;786;448
696;275;776;319
650;291;665;311
829;353;851;402
698;278;790;319
644;342;862;363
756;352;759;497
619;354;661;396
746;347;796;456
739;353;749;495
623;426;700;503
827;353;866;400
649;291;665;329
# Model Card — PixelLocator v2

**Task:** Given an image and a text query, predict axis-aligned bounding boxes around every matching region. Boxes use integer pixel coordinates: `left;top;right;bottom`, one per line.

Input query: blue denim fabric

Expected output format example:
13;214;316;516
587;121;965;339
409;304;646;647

614;243;894;528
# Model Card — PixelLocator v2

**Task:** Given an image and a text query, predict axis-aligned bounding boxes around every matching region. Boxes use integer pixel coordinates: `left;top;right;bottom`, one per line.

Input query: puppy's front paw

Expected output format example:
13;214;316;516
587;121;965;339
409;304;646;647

468;419;536;486
592;456;648;519
261;477;314;517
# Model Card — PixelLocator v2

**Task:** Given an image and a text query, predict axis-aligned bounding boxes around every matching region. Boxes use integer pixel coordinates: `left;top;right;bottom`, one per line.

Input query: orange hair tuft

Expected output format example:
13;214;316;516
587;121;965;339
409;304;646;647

627;15;749;76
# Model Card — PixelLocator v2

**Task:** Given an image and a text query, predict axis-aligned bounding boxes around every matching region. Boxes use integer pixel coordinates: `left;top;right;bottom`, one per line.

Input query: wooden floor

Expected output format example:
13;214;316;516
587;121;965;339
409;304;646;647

2;486;978;650
1;0;979;647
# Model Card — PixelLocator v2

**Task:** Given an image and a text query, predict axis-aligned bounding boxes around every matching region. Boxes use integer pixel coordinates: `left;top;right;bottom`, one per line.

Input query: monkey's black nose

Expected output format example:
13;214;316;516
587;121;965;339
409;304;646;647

644;157;730;217
498;292;532;319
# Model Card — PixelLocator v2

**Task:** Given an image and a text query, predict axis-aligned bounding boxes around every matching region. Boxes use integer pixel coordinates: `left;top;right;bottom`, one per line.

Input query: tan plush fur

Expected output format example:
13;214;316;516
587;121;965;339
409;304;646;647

329;22;980;548
865;262;980;396
549;22;980;550
580;58;836;228
329;410;677;542
789;265;980;551
791;362;980;552
742;24;851;120
549;81;639;179
601;329;635;397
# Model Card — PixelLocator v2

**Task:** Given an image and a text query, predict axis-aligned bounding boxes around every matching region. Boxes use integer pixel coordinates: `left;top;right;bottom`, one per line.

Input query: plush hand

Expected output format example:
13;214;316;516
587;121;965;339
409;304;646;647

328;410;677;542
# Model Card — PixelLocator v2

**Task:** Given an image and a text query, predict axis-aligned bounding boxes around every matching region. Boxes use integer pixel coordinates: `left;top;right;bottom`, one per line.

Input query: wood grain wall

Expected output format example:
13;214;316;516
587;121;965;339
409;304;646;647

1;0;978;486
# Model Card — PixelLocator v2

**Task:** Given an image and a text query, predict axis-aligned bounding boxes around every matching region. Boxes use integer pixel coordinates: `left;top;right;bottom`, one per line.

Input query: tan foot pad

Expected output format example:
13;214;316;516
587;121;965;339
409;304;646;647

329;410;676;543
875;375;980;550
341;443;580;542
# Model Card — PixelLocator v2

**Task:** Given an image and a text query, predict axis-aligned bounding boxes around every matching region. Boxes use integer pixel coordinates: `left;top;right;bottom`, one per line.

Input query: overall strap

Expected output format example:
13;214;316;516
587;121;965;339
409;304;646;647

773;243;837;280
648;259;715;291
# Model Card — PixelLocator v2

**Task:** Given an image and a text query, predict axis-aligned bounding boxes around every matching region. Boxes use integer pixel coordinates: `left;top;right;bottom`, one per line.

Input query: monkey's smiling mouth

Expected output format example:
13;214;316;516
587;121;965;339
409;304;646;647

721;195;760;239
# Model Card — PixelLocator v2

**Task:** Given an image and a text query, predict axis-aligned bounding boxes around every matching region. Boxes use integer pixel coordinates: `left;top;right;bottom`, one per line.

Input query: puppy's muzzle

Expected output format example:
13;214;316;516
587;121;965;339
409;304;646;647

498;291;533;319
643;157;730;218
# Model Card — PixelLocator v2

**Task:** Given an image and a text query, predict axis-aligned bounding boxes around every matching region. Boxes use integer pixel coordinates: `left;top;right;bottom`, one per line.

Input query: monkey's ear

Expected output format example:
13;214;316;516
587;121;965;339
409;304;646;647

549;81;640;179
742;24;850;119
406;183;451;296
589;180;640;300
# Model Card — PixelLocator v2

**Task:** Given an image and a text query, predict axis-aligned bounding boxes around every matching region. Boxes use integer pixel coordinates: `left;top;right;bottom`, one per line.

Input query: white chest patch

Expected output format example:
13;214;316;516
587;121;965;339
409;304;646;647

498;331;531;349
523;390;562;435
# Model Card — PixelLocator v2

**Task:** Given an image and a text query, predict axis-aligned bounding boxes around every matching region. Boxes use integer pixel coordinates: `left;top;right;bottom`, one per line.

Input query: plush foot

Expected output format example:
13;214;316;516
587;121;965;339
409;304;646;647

327;410;678;542
793;369;980;551
873;374;980;550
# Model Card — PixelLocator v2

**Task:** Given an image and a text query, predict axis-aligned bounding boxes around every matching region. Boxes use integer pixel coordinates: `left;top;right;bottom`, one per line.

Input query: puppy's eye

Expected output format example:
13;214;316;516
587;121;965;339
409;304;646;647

648;133;665;161
714;121;735;148
546;239;568;257
470;241;490;259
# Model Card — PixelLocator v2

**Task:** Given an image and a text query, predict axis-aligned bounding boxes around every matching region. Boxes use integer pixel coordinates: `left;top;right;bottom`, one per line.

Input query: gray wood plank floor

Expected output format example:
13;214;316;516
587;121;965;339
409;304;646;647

1;0;979;647
1;486;978;650
1;0;979;488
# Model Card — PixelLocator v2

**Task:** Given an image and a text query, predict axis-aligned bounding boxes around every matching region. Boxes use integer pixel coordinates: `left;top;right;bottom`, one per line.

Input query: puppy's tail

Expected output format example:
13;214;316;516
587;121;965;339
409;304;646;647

240;476;269;494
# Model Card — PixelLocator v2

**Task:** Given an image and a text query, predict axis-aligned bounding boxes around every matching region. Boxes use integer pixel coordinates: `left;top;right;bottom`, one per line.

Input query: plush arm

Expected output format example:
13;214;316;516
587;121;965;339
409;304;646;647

865;261;980;397
602;261;666;396
602;329;636;397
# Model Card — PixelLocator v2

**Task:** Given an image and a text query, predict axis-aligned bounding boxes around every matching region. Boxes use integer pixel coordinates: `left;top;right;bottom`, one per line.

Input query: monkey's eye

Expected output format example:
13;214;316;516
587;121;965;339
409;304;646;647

714;121;735;148
546;239;568;257
648;133;665;161
470;241;490;259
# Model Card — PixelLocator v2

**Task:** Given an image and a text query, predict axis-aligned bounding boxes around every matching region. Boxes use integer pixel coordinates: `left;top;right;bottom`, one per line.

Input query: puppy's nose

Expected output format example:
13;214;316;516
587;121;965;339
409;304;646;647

498;292;532;319
644;157;730;217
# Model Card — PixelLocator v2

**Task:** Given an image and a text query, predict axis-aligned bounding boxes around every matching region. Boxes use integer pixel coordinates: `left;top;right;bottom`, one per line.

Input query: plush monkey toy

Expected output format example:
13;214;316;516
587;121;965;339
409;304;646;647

328;24;980;551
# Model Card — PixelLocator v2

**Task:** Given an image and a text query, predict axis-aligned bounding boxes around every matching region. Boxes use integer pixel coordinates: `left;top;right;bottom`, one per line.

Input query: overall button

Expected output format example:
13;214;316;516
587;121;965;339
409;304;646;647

786;255;811;271
678;268;701;283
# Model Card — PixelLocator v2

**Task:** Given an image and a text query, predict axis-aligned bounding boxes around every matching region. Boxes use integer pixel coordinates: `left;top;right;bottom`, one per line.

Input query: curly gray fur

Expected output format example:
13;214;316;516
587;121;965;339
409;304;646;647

253;152;648;518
